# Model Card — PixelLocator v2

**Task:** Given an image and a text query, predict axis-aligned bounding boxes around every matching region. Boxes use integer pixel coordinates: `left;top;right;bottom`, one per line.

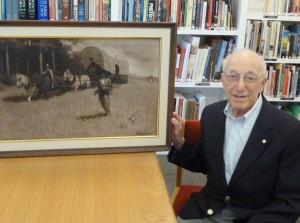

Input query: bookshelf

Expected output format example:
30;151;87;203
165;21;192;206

245;0;300;100
244;0;300;120
174;0;248;119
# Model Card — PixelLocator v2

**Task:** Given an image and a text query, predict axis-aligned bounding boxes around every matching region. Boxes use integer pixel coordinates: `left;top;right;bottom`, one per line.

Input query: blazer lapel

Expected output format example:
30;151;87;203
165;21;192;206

210;109;228;188
228;99;274;188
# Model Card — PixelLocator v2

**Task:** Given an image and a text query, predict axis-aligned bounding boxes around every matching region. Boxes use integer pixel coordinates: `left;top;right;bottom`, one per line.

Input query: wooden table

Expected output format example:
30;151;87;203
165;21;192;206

0;152;176;223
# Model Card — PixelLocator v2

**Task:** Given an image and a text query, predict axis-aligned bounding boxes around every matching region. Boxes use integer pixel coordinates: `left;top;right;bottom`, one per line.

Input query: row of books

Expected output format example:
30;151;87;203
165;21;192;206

264;64;300;98
263;0;300;17
174;91;205;120
0;0;236;30
0;0;116;21
245;20;300;59
175;35;235;83
175;0;235;30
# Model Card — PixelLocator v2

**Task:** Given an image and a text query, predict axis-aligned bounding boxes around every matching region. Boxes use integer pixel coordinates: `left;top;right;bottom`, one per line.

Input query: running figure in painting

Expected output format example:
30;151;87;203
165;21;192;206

95;71;112;116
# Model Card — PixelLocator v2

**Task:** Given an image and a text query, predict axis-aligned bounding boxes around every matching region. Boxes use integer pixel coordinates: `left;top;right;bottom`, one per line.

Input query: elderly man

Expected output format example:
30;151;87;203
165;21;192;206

169;49;300;223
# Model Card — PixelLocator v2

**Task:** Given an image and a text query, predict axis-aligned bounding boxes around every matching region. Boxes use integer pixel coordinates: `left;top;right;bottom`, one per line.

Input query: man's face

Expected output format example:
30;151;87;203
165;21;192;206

221;52;267;117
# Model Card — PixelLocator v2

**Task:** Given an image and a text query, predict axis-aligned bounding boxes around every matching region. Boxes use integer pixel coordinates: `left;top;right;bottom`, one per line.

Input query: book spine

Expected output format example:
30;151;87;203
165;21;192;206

5;0;13;20
84;0;89;20
94;0;99;20
12;0;19;20
127;0;133;21
148;0;155;21
205;0;213;30
49;0;56;20
28;0;37;19
89;0;95;20
61;0;70;20
103;0;108;20
73;0;78;20
78;0;85;20
139;0;143;21
99;0;103;21
19;0;28;19
37;0;49;20
1;0;5;20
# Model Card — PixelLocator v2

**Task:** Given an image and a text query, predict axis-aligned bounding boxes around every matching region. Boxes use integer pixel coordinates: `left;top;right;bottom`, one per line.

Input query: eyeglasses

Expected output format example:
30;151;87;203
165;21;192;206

223;72;263;85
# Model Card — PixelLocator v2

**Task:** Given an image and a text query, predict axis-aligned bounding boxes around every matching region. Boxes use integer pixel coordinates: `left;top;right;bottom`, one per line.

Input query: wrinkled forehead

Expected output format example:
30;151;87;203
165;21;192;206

224;54;265;75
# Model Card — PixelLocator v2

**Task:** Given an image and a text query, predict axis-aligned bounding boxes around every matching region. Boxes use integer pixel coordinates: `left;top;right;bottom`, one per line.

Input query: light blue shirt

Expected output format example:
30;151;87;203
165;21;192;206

223;95;263;184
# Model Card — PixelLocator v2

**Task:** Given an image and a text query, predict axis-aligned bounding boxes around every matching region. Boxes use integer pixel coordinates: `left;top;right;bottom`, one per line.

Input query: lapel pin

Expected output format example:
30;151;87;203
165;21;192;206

262;139;267;144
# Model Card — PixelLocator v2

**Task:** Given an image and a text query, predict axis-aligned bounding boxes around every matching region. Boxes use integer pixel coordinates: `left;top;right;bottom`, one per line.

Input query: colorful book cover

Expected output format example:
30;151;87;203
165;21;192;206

37;0;49;20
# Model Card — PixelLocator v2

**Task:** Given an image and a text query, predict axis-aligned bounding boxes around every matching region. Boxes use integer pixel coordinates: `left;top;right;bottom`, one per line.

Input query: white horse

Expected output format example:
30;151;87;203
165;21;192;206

16;73;38;102
63;69;91;92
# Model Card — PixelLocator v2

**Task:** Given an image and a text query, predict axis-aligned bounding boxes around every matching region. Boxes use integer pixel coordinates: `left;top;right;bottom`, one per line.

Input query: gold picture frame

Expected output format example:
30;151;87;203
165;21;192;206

0;21;177;157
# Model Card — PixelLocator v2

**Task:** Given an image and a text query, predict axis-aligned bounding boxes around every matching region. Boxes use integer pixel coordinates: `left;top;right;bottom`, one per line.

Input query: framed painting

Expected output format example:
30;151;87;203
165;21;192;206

0;21;177;157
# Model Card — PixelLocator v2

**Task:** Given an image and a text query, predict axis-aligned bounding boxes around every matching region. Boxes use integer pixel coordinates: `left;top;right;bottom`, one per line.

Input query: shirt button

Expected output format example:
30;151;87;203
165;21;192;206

207;209;214;215
225;196;230;202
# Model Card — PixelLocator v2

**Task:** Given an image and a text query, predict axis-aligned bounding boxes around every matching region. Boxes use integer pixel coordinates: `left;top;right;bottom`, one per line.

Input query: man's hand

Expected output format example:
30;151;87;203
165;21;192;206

171;112;185;150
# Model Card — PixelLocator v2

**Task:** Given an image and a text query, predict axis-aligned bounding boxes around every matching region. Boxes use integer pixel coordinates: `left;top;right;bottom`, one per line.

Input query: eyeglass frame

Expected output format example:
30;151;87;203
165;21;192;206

222;72;266;85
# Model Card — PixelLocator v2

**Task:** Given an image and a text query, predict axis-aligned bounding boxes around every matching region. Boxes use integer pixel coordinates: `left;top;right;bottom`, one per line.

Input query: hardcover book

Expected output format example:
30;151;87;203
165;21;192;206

78;0;85;20
62;0;70;20
19;0;28;19
49;0;56;20
37;0;49;20
28;0;37;19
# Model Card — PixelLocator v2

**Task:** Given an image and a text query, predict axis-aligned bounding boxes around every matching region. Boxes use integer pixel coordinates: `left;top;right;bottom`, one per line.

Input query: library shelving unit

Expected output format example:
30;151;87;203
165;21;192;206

175;0;248;107
245;0;300;105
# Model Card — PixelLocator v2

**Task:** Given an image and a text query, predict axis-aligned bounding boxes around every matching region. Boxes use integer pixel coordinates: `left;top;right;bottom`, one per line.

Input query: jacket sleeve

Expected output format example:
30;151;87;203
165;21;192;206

167;140;207;174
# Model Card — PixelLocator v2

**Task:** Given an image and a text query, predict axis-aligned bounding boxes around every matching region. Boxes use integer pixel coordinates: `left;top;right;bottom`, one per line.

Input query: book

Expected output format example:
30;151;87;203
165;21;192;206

78;0;85;20
37;0;49;20
6;0;19;20
49;0;56;20
19;0;28;19
56;0;62;20
73;0;79;20
88;0;95;20
185;0;193;29
0;1;1;18
1;0;6;20
127;0;133;21
193;92;206;119
28;0;37;19
176;45;186;82
61;0;70;20
175;51;181;81
179;40;192;82
205;0;213;30
201;0;207;29
193;45;210;82
280;29;289;58
184;35;201;81
148;0;155;22
84;0;89;20
214;39;228;78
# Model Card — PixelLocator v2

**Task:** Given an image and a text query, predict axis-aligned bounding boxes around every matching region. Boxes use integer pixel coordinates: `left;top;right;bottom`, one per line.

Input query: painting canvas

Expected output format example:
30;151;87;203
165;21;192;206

0;22;176;156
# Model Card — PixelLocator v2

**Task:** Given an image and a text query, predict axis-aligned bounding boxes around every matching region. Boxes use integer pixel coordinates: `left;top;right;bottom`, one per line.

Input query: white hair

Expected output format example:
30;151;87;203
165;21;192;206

222;49;267;77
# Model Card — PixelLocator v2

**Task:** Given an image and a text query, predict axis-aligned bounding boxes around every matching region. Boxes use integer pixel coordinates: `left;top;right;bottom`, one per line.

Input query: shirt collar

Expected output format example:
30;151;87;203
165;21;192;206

224;94;263;121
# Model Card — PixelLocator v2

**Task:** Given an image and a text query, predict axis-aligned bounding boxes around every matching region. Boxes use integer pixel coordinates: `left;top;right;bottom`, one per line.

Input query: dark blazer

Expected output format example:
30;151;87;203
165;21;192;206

168;97;300;223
